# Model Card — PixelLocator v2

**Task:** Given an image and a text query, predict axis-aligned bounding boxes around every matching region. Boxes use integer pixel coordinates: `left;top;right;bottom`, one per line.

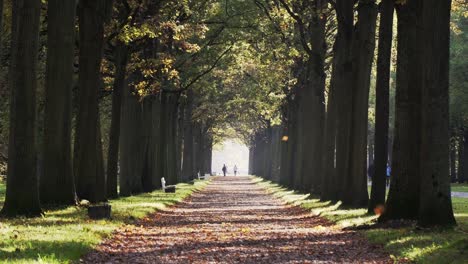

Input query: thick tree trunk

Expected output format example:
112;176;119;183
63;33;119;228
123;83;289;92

118;88;144;196
343;0;377;207
40;0;77;205
161;92;179;185
333;0;354;202
381;1;421;220
74;0;109;203
1;0;42;217
106;42;128;198
418;0;455;226
140;95;162;192
368;0;394;213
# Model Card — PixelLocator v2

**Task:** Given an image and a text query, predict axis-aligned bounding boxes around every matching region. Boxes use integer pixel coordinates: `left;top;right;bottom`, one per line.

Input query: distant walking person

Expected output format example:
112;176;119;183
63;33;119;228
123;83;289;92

234;165;238;176
222;164;227;177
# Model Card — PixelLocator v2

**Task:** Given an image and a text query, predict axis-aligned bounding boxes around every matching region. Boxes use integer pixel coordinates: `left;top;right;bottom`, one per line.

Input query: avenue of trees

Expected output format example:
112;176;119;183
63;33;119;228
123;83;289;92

0;0;466;229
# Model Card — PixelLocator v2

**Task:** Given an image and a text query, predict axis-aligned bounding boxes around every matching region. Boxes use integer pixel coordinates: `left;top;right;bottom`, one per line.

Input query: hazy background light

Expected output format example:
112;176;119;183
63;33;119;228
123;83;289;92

212;139;249;175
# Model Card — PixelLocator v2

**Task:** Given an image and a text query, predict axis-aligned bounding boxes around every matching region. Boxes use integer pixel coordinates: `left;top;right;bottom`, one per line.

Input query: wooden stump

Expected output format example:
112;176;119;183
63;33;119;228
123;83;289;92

88;204;111;220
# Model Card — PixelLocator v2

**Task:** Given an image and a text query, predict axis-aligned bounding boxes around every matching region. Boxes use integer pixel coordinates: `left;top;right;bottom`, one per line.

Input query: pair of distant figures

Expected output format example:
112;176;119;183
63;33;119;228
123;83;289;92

222;164;238;176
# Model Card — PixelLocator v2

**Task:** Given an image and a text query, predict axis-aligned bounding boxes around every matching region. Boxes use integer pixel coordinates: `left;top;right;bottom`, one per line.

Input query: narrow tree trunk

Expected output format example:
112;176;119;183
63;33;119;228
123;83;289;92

462;131;468;183
106;42;128;198
181;90;194;181
450;135;457;183
418;0;455;226
176;99;184;181
321;50;339;201
458;131;465;183
40;0;77;205
368;0;394;213
1;0;42;217
381;1;421;220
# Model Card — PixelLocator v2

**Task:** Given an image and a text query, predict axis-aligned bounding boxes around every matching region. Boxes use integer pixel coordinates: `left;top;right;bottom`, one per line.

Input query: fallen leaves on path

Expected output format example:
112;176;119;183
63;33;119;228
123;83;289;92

81;177;390;263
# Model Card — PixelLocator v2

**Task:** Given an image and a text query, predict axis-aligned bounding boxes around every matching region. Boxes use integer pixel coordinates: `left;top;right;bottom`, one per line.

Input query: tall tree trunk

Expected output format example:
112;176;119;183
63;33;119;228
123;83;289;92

161;92;179;185
333;0;354;202
1;0;42;217
321;47;339;201
301;4;327;194
140;95;161;192
176;98;184;181
343;0;377;207
40;0;77;205
381;1;421;220
106;43;128;198
368;0;394;213
418;0;455;226
119;88;145;196
271;125;282;182
181;90;194;181
74;0;110;203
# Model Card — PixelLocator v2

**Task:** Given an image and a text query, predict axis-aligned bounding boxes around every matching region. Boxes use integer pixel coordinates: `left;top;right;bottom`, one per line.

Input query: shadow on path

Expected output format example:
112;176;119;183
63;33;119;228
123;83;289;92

82;176;390;263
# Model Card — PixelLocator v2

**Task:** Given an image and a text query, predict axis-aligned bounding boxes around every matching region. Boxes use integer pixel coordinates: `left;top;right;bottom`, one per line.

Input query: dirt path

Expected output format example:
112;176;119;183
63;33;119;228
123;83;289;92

82;176;390;263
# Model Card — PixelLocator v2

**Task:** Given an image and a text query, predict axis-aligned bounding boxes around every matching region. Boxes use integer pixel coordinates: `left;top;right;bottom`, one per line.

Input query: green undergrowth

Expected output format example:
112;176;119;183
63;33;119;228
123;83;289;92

253;177;468;264
451;183;468;193
0;179;209;264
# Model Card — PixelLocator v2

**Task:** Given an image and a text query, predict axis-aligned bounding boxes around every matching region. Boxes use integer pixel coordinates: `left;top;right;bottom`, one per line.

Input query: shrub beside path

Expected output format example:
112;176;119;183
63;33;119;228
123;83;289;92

82;176;390;263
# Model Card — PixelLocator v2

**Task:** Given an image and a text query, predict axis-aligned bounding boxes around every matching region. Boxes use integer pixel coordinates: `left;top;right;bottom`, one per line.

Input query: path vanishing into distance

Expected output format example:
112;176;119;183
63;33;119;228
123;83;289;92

82;176;390;263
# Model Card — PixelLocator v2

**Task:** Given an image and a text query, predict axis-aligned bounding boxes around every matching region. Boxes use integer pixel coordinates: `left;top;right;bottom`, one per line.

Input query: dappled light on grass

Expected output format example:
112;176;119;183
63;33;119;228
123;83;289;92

0;180;208;263
256;178;468;263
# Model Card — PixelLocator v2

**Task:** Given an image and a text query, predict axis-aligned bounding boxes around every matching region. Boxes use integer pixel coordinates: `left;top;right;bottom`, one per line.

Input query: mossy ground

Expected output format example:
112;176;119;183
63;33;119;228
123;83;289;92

0;179;209;263
254;177;468;264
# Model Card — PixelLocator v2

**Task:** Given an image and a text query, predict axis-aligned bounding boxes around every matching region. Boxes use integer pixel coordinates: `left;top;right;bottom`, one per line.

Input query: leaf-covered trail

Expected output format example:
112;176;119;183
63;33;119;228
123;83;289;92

82;176;390;263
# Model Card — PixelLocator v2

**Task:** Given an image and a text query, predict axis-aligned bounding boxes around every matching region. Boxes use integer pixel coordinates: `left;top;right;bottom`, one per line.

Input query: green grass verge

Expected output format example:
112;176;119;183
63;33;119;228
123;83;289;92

254;177;468;264
452;183;468;193
0;179;209;264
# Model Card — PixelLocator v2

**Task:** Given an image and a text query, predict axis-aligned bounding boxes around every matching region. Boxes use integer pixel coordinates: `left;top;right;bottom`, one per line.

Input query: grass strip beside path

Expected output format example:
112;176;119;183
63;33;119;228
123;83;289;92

254;177;468;264
0;180;209;264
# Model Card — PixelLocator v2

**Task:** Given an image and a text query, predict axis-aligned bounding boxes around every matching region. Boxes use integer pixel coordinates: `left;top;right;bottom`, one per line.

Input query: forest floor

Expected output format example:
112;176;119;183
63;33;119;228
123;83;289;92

0;180;209;263
82;176;390;263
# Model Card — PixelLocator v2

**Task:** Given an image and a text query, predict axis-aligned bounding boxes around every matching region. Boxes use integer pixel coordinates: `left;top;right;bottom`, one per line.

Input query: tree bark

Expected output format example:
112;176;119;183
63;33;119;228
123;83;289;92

161;92;179;185
381;1;421;220
1;0;42;217
450;135;457;183
106;42;128;198
368;0;393;213
458;131;465;183
40;0;77;205
74;0;109;203
418;0;455;226
321;43;339;201
462;131;468;183
181;90;194;181
119;89;145;196
333;0;354;202
342;0;377;207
